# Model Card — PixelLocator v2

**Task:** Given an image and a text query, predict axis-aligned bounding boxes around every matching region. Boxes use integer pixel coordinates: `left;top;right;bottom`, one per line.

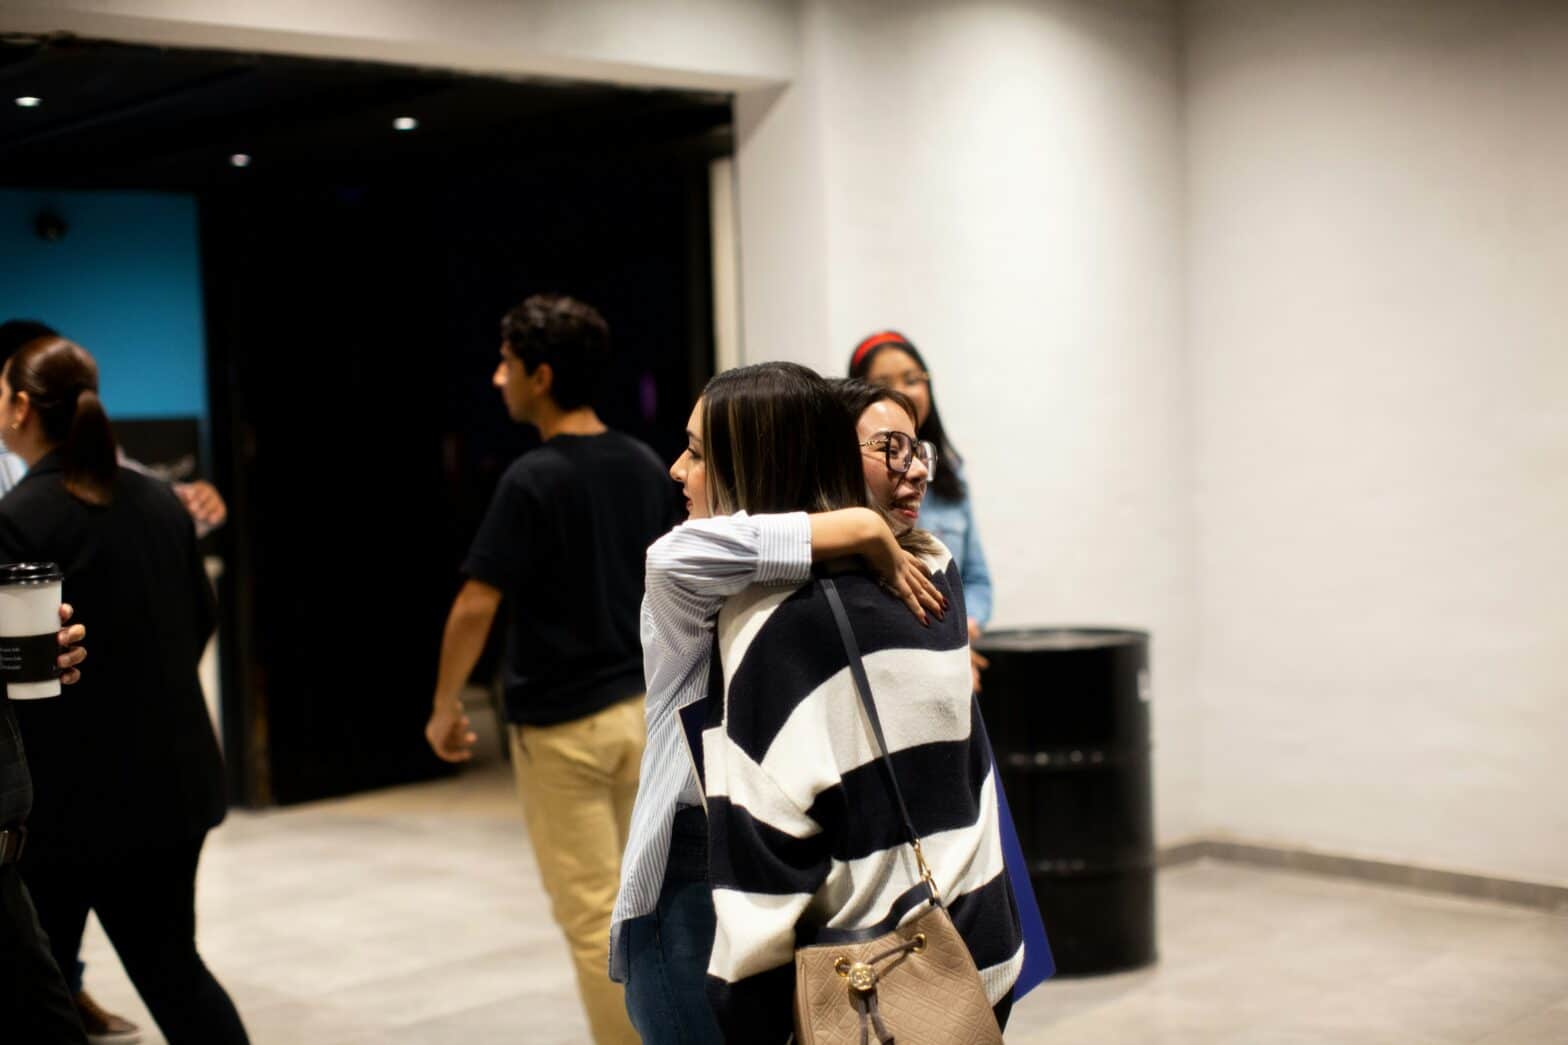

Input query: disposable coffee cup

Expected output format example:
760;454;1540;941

0;562;64;700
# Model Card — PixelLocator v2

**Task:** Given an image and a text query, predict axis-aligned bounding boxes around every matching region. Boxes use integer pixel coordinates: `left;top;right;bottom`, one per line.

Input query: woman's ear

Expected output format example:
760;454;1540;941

9;390;29;429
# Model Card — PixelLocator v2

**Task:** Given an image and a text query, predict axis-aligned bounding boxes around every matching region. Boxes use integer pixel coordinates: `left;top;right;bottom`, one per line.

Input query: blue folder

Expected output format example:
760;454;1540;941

994;763;1056;995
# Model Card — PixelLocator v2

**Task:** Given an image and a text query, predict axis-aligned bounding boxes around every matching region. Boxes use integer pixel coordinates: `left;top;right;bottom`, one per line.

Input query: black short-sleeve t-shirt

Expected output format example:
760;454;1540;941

464;430;678;726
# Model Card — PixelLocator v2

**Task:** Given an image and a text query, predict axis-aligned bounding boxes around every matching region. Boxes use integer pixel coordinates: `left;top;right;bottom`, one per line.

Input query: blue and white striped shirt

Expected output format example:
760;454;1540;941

609;511;813;981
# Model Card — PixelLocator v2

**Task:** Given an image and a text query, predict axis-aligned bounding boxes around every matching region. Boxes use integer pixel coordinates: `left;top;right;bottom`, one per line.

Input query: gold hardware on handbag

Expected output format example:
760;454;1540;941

791;580;1003;1045
795;903;1000;1045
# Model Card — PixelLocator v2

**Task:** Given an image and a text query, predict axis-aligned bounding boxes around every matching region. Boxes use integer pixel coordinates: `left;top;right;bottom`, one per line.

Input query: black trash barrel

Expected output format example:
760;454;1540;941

974;628;1155;975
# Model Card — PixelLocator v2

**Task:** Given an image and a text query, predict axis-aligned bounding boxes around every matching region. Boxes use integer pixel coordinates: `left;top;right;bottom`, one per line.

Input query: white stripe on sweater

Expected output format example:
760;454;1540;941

706;733;823;839
810;769;1007;935
981;943;1027;1006
704;553;1011;990
710;889;805;984
609;512;812;981
705;767;1010;985
713;581;797;683
754;647;974;808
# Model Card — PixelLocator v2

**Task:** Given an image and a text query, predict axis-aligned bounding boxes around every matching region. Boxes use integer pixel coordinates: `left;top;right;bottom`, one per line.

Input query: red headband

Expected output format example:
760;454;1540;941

850;331;912;371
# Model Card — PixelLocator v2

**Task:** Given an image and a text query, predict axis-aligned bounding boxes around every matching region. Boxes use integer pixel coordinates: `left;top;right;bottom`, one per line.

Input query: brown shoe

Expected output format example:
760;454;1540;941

74;990;142;1044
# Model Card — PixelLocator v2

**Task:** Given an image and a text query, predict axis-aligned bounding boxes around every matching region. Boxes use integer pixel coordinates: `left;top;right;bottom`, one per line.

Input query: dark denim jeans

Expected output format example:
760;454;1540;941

0;864;87;1044
623;809;723;1045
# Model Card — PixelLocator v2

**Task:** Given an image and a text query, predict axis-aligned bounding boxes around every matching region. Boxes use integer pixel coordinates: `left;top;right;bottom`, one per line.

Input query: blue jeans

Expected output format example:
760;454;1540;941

623;813;723;1045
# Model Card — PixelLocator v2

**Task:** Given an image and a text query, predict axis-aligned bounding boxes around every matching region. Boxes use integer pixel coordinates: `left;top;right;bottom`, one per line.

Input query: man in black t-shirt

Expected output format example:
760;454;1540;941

425;295;673;1045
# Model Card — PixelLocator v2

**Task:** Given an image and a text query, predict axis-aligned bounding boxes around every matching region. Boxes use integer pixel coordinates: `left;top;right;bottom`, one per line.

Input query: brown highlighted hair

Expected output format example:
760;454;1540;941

4;338;118;505
701;362;865;517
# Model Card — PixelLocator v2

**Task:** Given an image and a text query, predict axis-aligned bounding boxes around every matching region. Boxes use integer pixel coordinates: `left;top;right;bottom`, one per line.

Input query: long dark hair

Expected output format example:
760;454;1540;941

832;378;919;434
832;378;941;558
848;331;965;502
701;362;865;516
4;338;118;505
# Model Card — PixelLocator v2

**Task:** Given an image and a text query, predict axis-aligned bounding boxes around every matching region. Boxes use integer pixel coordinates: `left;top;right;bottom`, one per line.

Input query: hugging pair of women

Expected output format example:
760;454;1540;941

610;361;1023;1043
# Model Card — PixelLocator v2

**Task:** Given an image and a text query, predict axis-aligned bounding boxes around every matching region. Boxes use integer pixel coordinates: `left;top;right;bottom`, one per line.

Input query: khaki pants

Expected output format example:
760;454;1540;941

510;695;644;1045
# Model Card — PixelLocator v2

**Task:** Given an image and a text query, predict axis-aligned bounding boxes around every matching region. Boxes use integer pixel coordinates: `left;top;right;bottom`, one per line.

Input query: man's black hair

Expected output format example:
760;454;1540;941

499;295;611;411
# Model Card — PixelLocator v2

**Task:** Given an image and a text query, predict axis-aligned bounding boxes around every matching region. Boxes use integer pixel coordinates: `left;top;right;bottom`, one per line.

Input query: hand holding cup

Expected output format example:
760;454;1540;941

57;603;86;685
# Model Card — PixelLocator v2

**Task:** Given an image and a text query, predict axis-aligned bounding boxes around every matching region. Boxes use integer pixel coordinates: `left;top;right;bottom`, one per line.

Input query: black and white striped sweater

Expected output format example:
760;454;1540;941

694;547;1024;1041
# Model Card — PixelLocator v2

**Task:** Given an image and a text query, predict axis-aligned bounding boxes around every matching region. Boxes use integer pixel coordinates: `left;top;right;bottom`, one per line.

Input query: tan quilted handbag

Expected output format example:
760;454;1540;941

792;581;1003;1045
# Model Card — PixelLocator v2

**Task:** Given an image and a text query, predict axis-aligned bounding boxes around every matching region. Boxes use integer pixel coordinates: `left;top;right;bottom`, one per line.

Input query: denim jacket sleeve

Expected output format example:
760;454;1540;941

958;494;994;628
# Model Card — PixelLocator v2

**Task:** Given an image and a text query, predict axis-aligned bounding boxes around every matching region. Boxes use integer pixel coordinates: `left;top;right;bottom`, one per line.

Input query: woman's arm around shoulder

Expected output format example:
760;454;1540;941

644;512;814;601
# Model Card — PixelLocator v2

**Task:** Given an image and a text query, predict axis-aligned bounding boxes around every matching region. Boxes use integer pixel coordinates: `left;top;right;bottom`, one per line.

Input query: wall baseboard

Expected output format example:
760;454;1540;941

1157;838;1568;913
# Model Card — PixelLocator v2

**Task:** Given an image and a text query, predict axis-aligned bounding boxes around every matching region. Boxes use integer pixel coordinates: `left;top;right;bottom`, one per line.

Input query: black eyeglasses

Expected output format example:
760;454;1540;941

859;430;938;479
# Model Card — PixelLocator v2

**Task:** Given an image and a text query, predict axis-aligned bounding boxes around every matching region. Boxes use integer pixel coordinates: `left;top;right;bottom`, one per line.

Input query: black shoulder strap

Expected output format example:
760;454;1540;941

821;578;941;903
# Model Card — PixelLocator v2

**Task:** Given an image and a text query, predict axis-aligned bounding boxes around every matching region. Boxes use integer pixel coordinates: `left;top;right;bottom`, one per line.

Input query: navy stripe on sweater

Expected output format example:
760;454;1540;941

808;733;995;864
701;559;1023;1042
707;732;996;899
722;564;968;766
706;794;831;898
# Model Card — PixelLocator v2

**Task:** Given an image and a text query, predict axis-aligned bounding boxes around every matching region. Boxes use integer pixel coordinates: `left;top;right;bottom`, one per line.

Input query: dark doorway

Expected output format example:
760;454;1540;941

1;36;730;804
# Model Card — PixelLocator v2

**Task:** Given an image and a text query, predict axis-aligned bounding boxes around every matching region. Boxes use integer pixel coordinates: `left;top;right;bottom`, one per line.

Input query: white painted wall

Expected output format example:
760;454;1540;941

1187;0;1568;884
0;0;800;89
13;0;1203;845
22;0;1564;883
736;0;1201;842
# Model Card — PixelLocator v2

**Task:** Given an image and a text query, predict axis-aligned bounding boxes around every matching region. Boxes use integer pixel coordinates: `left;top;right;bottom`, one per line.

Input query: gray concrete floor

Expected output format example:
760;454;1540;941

79;746;1568;1043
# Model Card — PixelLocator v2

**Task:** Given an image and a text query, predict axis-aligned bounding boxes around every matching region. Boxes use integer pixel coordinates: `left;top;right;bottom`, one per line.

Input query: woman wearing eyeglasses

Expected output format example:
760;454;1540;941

692;363;1022;1041
835;379;938;544
613;367;945;1044
850;332;994;688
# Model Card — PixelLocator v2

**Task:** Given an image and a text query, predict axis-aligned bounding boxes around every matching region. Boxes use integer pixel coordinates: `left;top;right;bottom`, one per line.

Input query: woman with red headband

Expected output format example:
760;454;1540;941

849;331;994;688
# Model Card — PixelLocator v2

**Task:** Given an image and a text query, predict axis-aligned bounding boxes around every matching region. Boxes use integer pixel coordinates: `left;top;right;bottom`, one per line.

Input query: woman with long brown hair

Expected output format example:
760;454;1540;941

684;363;1022;1040
0;337;248;1044
614;362;944;1043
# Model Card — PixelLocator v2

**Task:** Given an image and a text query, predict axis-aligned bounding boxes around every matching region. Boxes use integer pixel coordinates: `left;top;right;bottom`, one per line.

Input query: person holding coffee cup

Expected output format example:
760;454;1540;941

0;336;249;1044
0;562;69;699
0;319;222;1039
2;604;88;1042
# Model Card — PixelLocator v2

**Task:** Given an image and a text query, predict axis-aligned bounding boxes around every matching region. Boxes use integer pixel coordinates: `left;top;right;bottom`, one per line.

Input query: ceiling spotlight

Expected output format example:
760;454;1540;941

393;116;418;132
229;153;252;168
15;96;42;108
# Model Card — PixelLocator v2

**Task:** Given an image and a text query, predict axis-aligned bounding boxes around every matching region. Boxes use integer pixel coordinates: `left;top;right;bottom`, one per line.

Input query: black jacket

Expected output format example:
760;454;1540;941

0;453;226;850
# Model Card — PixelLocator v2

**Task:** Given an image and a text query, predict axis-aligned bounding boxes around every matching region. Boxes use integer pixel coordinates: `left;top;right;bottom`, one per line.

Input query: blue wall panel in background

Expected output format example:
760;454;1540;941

0;188;208;423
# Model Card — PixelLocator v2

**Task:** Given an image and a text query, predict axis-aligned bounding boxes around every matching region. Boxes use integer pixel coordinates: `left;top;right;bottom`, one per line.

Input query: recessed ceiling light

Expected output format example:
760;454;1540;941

15;96;42;108
230;153;252;168
393;116;418;132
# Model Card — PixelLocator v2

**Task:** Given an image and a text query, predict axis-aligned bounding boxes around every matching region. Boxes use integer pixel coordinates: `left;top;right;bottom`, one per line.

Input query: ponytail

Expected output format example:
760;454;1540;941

5;337;118;506
63;388;118;506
